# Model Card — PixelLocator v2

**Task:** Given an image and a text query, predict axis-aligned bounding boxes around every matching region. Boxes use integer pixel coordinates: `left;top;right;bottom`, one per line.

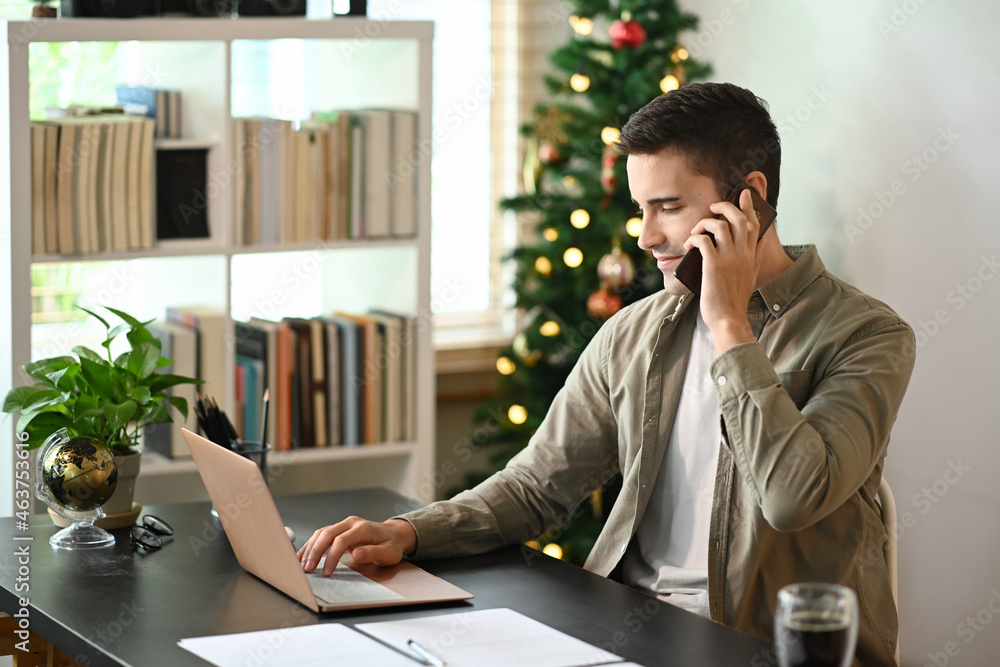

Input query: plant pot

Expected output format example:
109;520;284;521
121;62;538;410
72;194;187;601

103;451;141;516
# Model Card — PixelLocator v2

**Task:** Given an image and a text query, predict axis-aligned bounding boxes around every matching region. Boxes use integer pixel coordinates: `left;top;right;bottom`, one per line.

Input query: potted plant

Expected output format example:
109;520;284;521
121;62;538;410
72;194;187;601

2;306;201;518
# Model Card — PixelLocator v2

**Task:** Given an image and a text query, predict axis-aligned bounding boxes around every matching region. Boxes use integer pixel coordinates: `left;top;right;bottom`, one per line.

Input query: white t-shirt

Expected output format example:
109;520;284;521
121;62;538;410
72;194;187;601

623;311;721;618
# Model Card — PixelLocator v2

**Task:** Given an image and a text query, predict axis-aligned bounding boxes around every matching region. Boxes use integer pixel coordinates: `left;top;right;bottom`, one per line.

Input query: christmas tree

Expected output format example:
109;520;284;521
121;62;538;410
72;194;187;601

466;1;712;565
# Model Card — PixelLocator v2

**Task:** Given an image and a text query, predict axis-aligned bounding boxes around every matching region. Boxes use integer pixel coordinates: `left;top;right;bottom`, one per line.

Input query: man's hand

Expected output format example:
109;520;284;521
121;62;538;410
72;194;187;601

296;516;417;576
684;188;764;353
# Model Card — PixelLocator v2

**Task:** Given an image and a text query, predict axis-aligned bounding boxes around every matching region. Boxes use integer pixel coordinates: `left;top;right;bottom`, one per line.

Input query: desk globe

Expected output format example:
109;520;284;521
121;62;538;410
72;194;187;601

36;428;118;549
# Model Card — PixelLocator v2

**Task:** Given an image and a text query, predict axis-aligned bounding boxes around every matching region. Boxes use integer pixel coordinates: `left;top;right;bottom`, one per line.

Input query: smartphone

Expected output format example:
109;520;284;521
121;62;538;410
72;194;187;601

672;180;778;295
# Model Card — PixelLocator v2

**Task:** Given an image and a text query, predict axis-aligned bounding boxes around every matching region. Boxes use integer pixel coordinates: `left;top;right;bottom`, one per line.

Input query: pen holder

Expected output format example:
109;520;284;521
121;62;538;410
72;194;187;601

210;442;272;518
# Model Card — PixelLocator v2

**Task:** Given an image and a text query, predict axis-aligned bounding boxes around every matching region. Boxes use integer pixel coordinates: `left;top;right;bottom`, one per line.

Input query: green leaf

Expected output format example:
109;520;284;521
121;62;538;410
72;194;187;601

169;395;189;420
73;394;103;421
105;306;142;327
20;412;75;449
105;323;131;345
127;324;156;349
147;373;203;393
77;306;110;330
21;389;66;411
48;363;81;393
103;400;137;434
71;346;104;363
127;341;160;380
155;357;173;370
23;356;75;387
142;400;171;425
131;386;152;405
16;408;71;436
79;358;116;400
3;386;43;413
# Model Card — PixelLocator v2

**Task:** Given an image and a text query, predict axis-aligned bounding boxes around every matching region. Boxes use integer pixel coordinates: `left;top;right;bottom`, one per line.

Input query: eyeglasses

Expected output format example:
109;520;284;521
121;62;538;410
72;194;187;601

130;515;174;550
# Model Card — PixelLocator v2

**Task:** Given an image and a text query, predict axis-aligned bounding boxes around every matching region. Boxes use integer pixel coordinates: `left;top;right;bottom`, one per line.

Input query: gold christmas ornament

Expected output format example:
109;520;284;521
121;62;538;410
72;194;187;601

597;243;636;289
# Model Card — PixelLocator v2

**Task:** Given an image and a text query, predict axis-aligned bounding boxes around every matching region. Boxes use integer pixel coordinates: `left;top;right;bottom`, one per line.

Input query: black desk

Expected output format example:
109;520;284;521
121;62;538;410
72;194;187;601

0;488;771;666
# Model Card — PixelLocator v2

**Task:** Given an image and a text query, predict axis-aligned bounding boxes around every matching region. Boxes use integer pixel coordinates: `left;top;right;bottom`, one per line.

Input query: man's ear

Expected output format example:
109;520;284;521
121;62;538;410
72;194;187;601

743;171;768;203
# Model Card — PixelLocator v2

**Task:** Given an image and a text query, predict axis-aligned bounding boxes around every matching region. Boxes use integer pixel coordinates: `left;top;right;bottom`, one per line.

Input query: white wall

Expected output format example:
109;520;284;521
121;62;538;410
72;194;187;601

674;1;1000;665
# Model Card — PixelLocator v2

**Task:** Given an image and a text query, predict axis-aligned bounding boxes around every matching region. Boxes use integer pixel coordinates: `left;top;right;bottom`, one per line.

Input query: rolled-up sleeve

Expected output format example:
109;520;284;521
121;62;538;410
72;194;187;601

398;319;622;560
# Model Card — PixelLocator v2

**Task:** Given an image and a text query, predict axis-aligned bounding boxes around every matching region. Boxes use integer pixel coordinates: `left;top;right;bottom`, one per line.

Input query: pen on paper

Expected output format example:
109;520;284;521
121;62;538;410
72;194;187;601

407;639;446;666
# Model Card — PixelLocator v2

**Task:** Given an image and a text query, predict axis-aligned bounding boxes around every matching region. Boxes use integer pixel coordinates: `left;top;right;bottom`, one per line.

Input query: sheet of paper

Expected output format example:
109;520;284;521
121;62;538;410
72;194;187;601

356;607;625;667
307;560;404;604
178;623;416;667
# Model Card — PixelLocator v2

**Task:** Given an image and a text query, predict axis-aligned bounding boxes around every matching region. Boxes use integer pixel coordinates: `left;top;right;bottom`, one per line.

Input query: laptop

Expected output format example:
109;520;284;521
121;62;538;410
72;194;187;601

182;428;473;613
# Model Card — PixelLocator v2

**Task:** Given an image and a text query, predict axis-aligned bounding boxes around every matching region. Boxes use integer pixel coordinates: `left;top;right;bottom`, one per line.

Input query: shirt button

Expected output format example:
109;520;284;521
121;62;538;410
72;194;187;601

772;303;781;311
717;376;727;386
620;545;627;555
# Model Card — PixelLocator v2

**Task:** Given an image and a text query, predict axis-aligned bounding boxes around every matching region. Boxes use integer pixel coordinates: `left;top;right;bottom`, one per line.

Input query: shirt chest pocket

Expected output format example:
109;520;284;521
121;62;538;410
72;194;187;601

777;369;814;410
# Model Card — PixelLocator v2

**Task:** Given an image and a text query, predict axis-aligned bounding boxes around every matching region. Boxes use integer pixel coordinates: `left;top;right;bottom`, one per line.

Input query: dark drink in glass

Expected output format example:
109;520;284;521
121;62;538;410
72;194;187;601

779;610;851;667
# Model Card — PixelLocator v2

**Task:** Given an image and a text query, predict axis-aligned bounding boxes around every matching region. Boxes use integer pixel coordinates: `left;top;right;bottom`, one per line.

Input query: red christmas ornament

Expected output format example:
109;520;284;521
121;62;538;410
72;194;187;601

597;245;636;290
588;288;623;320
538;140;565;165
609;19;646;50
601;144;618;195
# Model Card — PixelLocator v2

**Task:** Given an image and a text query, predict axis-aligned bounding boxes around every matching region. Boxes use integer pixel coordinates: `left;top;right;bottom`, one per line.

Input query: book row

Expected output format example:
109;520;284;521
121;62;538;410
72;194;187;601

145;307;417;459
30;114;156;256
234;109;418;246
29;108;420;257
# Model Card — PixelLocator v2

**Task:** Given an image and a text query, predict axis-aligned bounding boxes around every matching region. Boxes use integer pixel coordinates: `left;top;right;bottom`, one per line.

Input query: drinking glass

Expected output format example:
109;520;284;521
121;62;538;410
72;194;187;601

775;582;859;667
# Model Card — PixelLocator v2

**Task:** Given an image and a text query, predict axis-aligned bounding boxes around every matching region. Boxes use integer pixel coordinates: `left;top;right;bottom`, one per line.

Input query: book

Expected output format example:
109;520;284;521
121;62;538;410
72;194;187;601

166;307;228;413
349;115;365;238
167;90;181;139
248;317;287;449
317;317;342;446
125;118;144;249
146;320;199;459
335;312;381;444
41;123;60;254
109;120;131;252
137;118;155;249
235;354;263;442
95;120;114;251
390;110;417;237
156;147;210;239
363;110;393;239
284;318;314;447
367;311;403;442
324;314;361;446
55;121;78;254
232;118;246;246
30;124;46;254
371;309;416;441
115;86;169;138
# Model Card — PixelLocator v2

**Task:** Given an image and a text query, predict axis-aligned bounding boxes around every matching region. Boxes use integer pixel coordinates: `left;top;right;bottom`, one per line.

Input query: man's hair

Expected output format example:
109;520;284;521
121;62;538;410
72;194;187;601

615;82;781;208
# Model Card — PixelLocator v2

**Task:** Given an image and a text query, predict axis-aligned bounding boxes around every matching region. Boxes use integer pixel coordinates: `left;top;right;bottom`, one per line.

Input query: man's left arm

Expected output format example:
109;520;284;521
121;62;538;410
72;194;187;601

711;322;915;532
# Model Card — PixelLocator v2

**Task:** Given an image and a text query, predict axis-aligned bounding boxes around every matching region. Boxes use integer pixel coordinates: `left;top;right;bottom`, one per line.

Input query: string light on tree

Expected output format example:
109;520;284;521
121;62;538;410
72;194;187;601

508;404;528;425
539;321;561;337
563;247;584;268
535;256;552;276
543;228;559;242
626;217;642;237
670;45;690;63
570;209;590;229
496;356;516;375
660;74;680;93
570;73;591;92
542;543;565;560
569;15;593;35
601;126;620;145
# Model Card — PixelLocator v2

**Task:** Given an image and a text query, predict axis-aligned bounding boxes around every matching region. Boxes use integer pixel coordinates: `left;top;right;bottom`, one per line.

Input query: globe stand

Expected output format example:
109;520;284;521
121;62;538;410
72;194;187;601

45;506;115;550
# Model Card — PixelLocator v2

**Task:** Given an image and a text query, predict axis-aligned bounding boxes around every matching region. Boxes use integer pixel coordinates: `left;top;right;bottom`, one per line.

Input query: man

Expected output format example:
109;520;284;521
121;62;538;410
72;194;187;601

298;83;914;667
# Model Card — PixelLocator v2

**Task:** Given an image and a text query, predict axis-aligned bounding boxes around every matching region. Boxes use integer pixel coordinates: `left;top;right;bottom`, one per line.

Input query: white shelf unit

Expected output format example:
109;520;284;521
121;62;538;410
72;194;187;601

0;18;436;515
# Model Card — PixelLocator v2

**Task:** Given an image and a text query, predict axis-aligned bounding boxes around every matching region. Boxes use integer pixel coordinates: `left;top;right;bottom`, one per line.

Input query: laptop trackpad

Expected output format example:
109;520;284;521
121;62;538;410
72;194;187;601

306;560;405;605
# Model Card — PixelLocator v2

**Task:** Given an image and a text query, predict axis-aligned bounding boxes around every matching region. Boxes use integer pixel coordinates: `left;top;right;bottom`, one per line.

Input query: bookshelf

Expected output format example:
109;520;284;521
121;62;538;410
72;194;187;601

0;18;436;515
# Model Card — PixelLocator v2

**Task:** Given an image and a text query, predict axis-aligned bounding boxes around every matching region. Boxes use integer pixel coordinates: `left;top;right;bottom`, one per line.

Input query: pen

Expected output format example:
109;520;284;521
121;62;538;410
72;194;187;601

407;639;446;667
259;387;270;450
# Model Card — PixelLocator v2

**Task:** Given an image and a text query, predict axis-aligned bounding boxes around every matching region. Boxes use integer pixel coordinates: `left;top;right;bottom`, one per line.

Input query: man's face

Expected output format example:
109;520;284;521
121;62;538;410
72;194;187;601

627;149;722;294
